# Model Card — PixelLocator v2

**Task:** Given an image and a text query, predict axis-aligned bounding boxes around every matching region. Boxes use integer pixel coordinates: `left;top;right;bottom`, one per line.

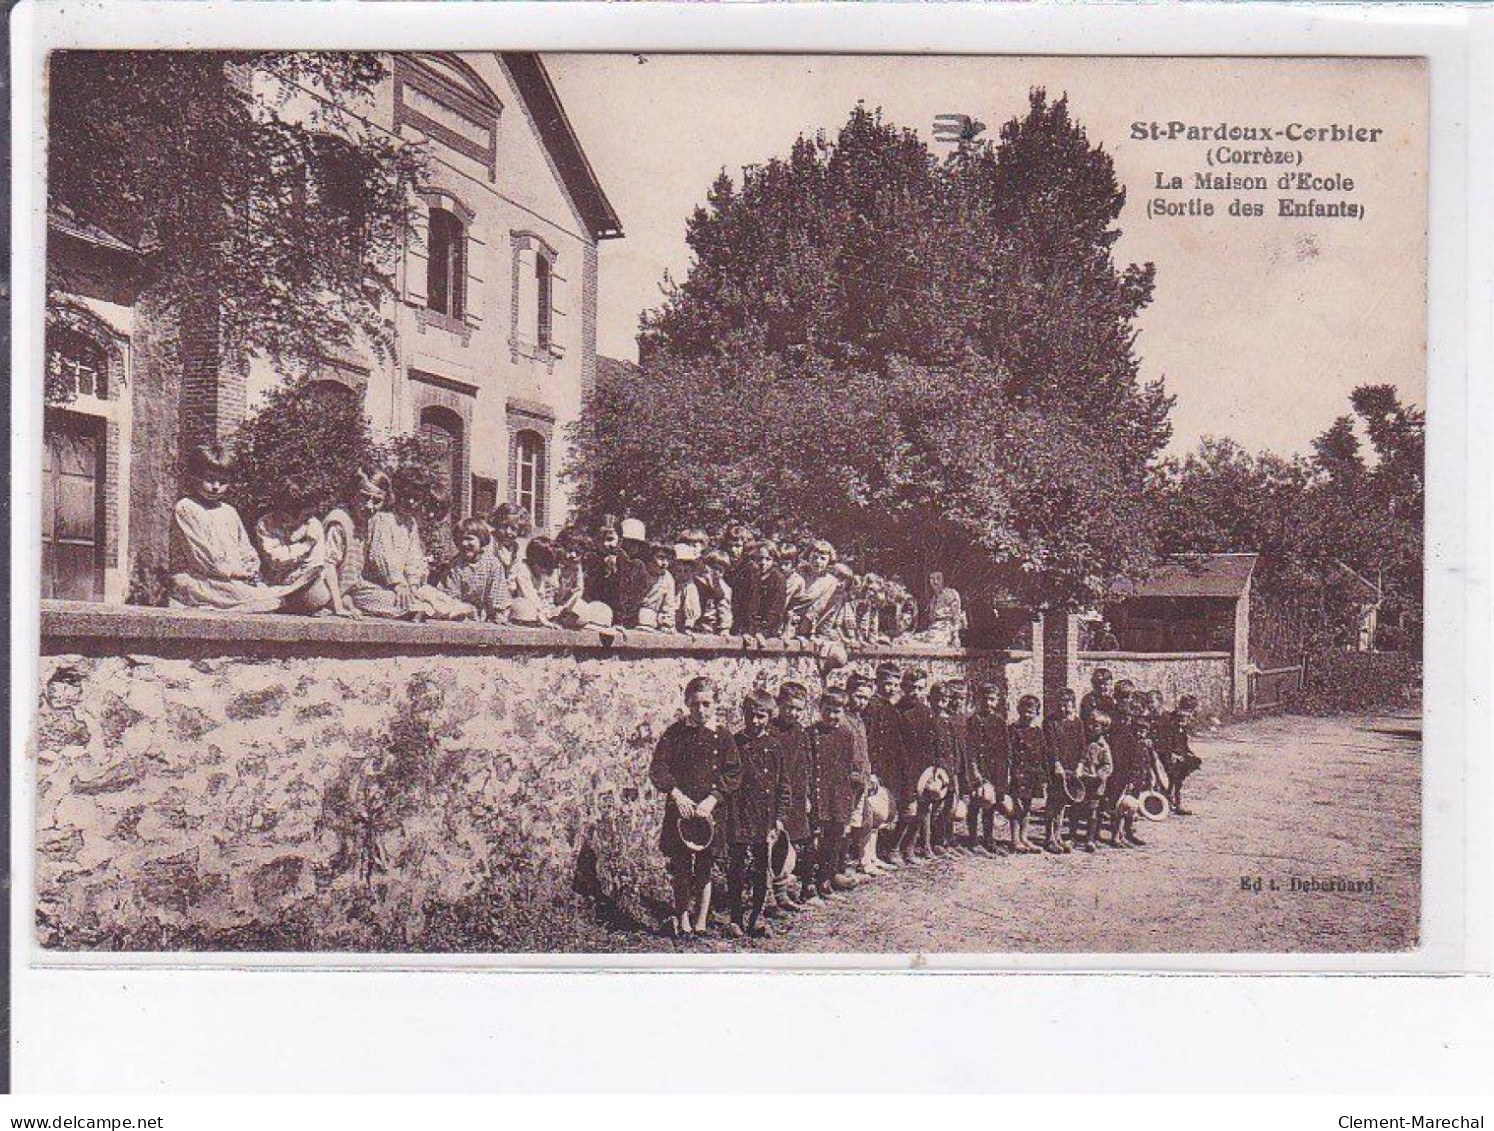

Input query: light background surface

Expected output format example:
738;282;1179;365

548;53;1428;458
8;0;1490;1092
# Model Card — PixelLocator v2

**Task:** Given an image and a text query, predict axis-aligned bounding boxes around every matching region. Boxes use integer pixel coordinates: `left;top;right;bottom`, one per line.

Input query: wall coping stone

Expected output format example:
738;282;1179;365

1079;650;1231;662
40;600;1023;663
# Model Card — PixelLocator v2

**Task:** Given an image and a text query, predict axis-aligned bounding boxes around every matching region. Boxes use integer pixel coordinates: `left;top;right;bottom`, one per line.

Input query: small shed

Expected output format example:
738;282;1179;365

1106;553;1258;709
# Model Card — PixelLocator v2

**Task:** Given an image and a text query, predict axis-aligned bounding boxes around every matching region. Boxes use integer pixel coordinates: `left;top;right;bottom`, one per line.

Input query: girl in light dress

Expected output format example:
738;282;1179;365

169;444;292;613
343;469;474;621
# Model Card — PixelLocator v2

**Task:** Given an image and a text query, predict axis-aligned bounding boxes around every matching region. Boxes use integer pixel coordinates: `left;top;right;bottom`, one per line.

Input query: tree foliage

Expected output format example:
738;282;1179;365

1157;385;1424;654
229;378;451;550
47;51;427;388
575;94;1171;609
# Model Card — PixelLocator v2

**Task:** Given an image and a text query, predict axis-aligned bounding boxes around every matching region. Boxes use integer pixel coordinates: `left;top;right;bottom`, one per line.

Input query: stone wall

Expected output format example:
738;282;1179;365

1078;652;1234;716
35;604;1024;952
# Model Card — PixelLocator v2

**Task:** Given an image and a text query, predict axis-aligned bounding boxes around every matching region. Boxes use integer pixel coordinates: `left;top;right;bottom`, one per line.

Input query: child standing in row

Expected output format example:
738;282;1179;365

648;677;743;939
1007;694;1046;853
1043;688;1085;854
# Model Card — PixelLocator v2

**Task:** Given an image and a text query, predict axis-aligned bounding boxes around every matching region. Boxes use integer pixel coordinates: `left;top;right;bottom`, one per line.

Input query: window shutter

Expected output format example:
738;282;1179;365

548;263;566;352
515;247;538;347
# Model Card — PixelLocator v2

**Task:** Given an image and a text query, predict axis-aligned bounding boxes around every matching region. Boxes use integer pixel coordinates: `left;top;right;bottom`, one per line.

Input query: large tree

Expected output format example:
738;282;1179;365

575;94;1170;609
47;51;426;387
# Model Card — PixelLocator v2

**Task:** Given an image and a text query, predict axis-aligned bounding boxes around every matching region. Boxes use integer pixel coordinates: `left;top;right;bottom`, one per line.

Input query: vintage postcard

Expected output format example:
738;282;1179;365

26;46;1433;965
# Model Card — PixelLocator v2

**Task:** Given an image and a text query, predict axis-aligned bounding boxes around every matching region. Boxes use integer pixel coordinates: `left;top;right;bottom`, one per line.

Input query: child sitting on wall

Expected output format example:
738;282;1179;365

168;443;285;613
360;470;475;622
439;517;510;622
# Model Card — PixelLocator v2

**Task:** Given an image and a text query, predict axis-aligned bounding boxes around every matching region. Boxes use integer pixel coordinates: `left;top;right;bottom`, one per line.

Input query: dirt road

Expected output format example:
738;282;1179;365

666;711;1421;955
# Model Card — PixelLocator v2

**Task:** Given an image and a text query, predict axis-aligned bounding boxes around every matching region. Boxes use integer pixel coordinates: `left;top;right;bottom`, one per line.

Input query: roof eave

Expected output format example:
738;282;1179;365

500;52;624;242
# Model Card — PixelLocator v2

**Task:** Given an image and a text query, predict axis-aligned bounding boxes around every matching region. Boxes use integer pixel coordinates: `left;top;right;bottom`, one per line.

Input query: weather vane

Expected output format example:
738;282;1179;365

932;113;987;145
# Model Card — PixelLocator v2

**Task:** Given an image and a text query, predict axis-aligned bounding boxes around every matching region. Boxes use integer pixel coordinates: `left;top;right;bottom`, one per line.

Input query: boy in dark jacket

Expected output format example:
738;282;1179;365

862;661;906;869
649;676;743;938
583;516;648;626
807;689;866;901
1007;694;1046;853
1080;667;1117;726
726;690;788;938
728;538;789;638
1156;694;1203;814
1105;696;1146;849
896;668;938;863
966;681;1009;855
932;681;972;854
1043;688;1086;854
771;681;814;912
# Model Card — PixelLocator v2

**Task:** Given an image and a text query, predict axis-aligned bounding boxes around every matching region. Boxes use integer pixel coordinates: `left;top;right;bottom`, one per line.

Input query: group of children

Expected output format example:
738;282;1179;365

165;444;950;645
647;665;1203;940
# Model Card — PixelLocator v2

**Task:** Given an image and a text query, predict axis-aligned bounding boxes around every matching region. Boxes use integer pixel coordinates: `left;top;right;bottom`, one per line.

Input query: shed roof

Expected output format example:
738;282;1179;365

1109;553;1258;601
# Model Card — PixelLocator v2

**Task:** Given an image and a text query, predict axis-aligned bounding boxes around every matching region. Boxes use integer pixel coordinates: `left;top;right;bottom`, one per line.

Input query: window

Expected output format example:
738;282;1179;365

427;207;467;320
513;430;547;529
47;329;107;400
510;232;561;360
535;254;553;351
418;405;465;515
312;135;369;262
471;474;498;521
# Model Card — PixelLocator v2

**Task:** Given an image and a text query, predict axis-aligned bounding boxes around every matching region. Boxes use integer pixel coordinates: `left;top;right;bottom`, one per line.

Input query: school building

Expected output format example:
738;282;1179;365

43;52;622;604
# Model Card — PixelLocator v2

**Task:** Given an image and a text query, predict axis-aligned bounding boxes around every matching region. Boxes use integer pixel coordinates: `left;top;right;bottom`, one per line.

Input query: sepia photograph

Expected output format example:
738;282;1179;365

30;48;1428;959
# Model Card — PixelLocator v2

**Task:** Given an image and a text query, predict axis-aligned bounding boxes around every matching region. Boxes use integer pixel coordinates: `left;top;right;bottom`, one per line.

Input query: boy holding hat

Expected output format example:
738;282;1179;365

1104;696;1146;849
863;662;907;869
1043;688;1085;854
726;690;788;938
807;689;865;900
966;680;1009;855
1007;694;1046;853
933;680;972;854
843;673;885;878
583;515;648;626
896;668;939;863
648;677;743;938
1156;694;1203;814
771;682;814;910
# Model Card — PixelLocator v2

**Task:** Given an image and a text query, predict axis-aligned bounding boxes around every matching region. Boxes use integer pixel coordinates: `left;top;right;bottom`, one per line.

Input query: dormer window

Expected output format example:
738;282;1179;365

427;206;467;320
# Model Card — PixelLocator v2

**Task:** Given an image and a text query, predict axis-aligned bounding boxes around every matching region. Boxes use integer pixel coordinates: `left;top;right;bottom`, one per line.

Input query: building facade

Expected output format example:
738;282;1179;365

43;52;621;604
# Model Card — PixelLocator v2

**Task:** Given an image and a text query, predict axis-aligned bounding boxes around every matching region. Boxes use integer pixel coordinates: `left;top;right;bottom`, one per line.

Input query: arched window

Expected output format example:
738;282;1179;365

46;327;108;400
305;379;359;411
419;405;465;513
513;429;547;529
426;207;467;319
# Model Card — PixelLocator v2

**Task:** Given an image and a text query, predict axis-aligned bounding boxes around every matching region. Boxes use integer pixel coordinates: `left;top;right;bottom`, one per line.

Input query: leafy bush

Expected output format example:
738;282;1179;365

1294;650;1421;716
228;376;452;550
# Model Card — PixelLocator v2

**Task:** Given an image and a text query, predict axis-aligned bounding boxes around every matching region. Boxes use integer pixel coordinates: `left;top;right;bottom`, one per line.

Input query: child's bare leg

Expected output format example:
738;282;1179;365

694;878;713;933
